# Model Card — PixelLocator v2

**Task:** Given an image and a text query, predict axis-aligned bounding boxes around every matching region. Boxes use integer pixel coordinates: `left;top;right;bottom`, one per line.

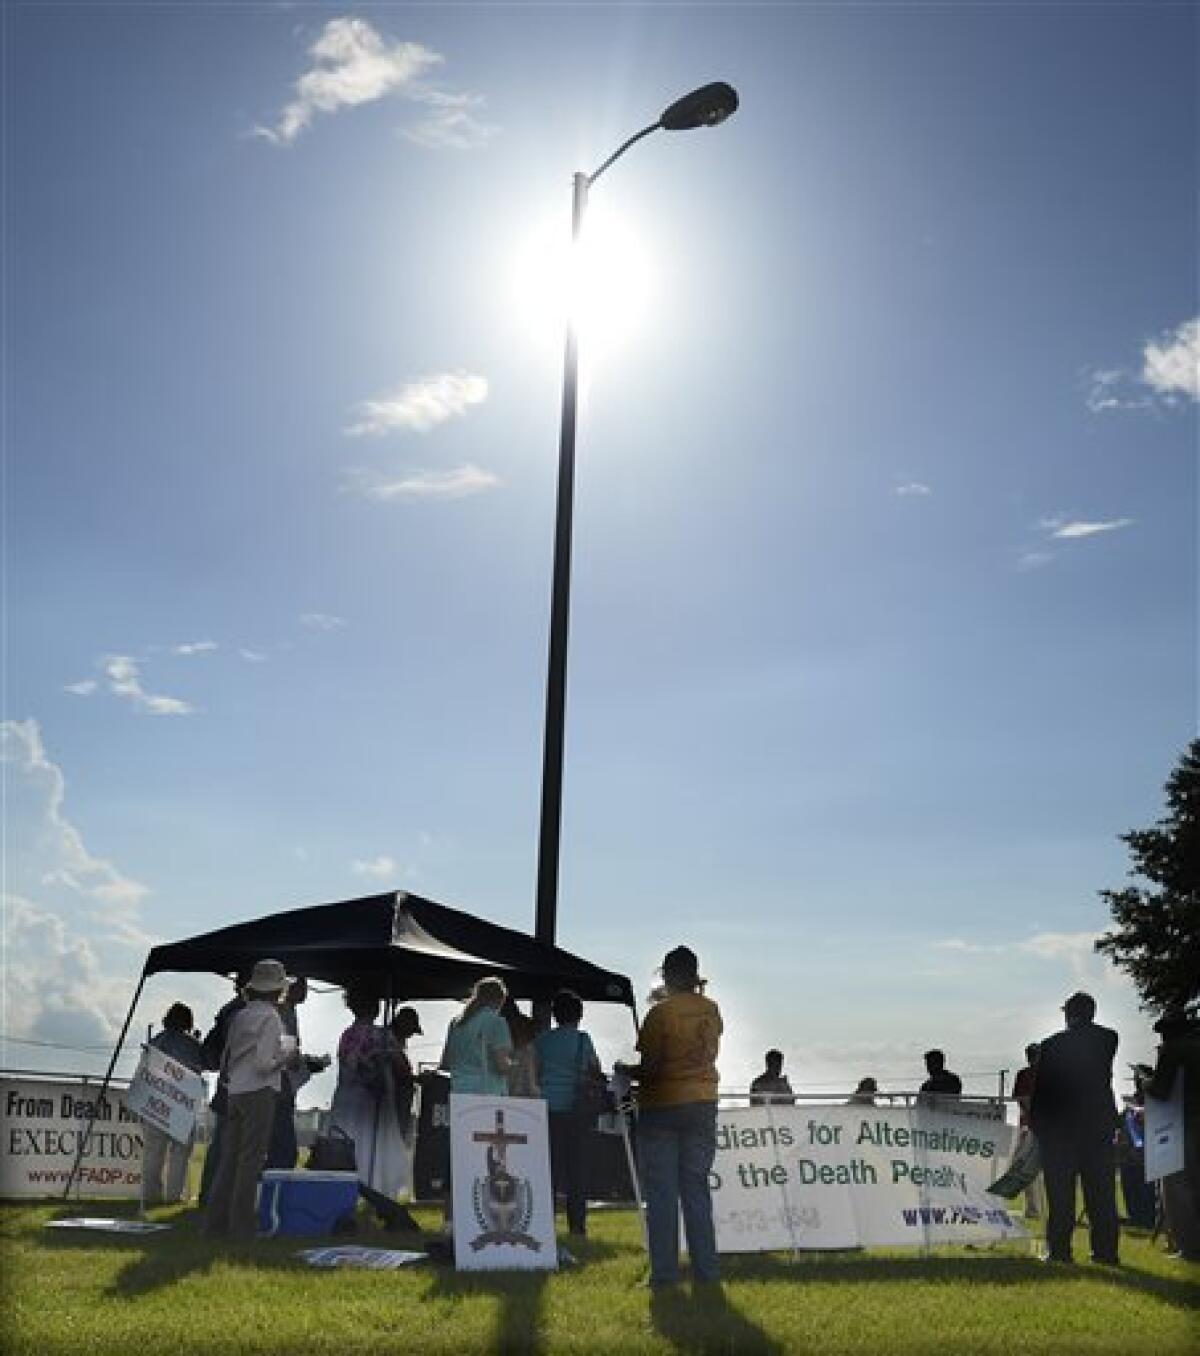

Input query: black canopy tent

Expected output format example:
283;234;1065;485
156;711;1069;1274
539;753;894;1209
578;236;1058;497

144;890;635;1004
65;890;635;1197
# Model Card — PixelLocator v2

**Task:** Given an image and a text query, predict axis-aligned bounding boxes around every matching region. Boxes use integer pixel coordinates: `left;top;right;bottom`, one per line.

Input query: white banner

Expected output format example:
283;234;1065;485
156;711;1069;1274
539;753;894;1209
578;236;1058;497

1;1077;143;1198
710;1102;1026;1251
1144;1071;1185;1182
126;1045;205;1145
449;1094;556;1271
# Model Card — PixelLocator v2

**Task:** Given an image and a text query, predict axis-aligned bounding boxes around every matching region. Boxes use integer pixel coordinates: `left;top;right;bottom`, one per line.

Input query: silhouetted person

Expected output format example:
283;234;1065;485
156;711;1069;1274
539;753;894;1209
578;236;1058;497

920;1049;962;1098
198;971;249;1205
749;1050;795;1105
1030;991;1119;1265
847;1077;878;1106
1011;1043;1044;1219
1149;1008;1200;1260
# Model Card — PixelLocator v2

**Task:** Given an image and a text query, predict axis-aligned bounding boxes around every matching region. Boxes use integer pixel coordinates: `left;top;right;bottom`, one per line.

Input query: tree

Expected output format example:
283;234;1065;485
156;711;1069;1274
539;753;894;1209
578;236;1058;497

1095;740;1200;1012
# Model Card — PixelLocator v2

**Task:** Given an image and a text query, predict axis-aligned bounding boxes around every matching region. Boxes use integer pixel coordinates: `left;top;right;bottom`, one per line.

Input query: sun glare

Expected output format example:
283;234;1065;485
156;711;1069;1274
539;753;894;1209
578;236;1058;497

510;203;656;363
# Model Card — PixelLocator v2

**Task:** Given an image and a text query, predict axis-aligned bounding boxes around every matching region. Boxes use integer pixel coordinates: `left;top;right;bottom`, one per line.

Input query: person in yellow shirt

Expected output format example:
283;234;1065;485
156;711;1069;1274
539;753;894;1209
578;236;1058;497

619;945;722;1288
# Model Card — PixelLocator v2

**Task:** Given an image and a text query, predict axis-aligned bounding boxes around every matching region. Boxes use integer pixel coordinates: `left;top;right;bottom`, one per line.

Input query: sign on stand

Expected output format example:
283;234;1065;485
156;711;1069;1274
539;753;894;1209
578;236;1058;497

1;1075;143;1198
1144;1072;1185;1182
709;1102;1026;1252
449;1093;556;1271
126;1046;205;1144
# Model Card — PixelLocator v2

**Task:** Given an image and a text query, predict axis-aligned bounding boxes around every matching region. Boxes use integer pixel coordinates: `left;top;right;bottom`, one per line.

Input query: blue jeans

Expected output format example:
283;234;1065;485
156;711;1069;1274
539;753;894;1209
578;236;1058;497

637;1101;719;1285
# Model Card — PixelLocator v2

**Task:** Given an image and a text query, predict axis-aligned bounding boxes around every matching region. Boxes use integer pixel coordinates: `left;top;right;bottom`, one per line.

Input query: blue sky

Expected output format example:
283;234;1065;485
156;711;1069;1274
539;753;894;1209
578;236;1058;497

3;3;1196;1102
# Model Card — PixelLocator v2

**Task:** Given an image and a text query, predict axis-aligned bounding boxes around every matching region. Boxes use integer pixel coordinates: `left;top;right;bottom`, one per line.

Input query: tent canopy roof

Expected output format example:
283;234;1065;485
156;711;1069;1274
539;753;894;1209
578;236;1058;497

144;891;634;1006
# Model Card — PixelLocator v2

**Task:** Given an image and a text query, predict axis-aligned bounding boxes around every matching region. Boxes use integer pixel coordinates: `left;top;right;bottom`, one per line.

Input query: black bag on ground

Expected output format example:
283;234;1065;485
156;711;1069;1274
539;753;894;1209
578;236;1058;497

307;1125;357;1173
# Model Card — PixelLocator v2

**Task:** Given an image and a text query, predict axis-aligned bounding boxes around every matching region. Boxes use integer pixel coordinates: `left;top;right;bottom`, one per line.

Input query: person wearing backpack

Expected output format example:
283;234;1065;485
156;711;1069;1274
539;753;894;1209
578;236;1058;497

535;989;604;1237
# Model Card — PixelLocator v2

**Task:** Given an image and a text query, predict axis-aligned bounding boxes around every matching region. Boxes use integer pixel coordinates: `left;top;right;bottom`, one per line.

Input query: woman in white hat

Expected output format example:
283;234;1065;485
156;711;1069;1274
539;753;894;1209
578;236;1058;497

203;958;295;1240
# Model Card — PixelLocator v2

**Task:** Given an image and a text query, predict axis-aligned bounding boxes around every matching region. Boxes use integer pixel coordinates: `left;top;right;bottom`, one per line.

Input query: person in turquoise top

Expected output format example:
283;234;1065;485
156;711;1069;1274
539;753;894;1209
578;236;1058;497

535;989;603;1236
440;976;514;1095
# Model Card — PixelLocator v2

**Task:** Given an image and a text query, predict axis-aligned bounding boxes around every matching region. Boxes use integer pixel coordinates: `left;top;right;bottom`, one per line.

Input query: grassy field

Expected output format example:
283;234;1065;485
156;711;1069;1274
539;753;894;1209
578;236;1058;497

1;1198;1196;1355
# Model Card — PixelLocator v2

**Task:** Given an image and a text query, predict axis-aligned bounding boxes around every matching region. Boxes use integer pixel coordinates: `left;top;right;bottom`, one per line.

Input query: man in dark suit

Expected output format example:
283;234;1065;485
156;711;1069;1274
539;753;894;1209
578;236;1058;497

1030;991;1120;1265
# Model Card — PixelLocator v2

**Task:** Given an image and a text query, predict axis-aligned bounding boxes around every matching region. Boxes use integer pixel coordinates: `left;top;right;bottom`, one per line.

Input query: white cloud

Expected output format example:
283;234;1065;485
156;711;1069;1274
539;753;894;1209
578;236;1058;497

63;680;97;696
1016;549;1055;572
346;372;488;436
894;481;932;498
103;655;195;716
1085;315;1199;412
172;640;218;656
351;855;397;879
346;465;501;502
1;721;159;1053
1040;515;1134;540
1142;317;1199;401
256;18;442;144
403;90;498;150
299;612;346;632
239;648;268;663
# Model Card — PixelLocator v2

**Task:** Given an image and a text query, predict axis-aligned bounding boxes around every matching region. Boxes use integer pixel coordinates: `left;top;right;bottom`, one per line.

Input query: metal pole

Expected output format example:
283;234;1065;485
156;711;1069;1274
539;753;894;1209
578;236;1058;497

534;170;589;950
62;968;147;1199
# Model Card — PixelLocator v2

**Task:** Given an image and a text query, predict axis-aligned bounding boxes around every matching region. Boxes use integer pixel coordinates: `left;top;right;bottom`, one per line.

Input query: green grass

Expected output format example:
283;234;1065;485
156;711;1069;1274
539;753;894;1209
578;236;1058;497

1;1199;1195;1355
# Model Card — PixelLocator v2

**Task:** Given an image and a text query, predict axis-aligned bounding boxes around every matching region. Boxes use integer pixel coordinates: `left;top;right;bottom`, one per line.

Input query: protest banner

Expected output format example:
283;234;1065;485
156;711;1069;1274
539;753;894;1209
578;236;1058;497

0;1075;143;1198
709;1101;1026;1251
449;1093;556;1271
126;1045;205;1145
1144;1072;1185;1182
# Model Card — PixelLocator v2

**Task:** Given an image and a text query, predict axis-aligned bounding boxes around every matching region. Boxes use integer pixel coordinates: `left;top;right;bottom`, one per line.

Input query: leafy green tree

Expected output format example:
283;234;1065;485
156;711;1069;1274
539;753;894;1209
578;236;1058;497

1095;740;1200;1011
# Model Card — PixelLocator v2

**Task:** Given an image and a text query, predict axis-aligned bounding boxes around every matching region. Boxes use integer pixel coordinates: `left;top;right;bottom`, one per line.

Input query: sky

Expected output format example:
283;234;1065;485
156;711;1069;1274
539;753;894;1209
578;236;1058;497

2;2;1196;1108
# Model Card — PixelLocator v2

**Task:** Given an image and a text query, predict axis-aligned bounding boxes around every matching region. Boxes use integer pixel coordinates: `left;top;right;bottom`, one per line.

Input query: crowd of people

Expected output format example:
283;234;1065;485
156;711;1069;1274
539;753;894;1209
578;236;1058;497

144;949;1199;1274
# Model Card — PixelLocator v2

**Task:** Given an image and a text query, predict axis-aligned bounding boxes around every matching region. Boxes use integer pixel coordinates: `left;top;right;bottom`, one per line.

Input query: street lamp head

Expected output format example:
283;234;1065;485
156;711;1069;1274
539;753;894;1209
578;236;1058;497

659;82;739;132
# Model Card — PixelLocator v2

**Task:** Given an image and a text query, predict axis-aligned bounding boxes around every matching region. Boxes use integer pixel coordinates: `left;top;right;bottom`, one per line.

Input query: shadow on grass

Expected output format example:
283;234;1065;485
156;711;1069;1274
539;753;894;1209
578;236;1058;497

36;1205;323;1299
426;1264;550;1355
651;1283;784;1355
717;1250;1200;1312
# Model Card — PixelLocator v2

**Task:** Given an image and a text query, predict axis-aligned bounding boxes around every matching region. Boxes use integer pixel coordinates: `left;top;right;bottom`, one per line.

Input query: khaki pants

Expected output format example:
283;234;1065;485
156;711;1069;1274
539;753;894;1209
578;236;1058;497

142;1123;193;1204
203;1087;277;1240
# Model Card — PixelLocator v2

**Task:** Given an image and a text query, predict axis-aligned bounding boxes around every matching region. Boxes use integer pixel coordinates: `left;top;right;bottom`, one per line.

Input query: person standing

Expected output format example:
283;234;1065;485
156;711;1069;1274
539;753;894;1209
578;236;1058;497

330;990;408;1197
203;960;293;1240
1148;1008;1200;1260
919;1049;963;1099
502;998;541;1098
1011;1043;1045;1220
619;945;723;1290
749;1050;795;1106
535;989;602;1237
440;977;514;1096
141;1003;205;1205
198;972;248;1206
266;977;330;1171
1030;991;1120;1265
389;1006;423;1146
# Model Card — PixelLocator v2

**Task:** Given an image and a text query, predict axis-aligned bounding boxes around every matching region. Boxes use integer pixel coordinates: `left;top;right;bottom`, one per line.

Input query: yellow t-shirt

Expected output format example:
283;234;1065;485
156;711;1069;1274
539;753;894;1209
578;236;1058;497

636;991;722;1107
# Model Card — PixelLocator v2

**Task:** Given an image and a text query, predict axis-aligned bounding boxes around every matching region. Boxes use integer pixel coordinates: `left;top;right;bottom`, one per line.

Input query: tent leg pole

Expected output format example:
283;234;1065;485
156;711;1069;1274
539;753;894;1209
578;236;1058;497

63;968;147;1200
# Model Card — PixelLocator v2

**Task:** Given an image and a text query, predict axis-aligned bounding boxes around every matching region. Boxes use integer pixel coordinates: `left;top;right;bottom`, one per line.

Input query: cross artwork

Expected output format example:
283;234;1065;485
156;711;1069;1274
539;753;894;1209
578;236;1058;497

469;1108;540;1252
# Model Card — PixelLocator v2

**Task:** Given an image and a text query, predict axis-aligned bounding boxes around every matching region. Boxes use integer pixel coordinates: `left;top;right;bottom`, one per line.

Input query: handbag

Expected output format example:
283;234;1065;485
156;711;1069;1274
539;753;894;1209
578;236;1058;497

574;1032;611;1118
307;1124;358;1173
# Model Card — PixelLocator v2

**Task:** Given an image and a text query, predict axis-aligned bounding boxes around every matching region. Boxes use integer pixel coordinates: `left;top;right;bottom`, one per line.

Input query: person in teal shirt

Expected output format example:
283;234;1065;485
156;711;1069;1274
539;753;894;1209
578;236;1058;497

440;976;514;1095
535;989;602;1236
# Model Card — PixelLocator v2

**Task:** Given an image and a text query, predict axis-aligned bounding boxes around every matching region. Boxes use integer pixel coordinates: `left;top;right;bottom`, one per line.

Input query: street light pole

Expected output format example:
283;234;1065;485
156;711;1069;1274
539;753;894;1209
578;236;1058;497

534;84;739;951
534;168;587;951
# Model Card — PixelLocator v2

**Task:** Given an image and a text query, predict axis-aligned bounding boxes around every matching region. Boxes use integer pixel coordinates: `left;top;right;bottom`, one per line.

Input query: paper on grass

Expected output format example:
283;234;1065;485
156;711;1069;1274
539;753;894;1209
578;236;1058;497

297;1246;427;1269
45;1217;171;1233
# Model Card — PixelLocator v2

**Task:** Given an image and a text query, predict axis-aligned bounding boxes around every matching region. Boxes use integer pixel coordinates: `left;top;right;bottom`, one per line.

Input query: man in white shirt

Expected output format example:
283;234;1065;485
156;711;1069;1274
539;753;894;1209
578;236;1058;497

203;959;295;1240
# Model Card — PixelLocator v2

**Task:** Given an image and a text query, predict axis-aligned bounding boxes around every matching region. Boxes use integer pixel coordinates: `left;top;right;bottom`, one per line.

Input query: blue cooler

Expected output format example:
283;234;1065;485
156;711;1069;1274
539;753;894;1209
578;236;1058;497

257;1170;359;1237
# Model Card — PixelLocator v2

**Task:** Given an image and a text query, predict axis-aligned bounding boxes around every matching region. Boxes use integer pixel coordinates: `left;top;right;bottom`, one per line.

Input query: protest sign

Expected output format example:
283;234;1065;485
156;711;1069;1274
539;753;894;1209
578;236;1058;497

126;1046;205;1145
709;1102;1025;1251
449;1093;556;1271
1;1076;143;1199
1144;1072;1185;1182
